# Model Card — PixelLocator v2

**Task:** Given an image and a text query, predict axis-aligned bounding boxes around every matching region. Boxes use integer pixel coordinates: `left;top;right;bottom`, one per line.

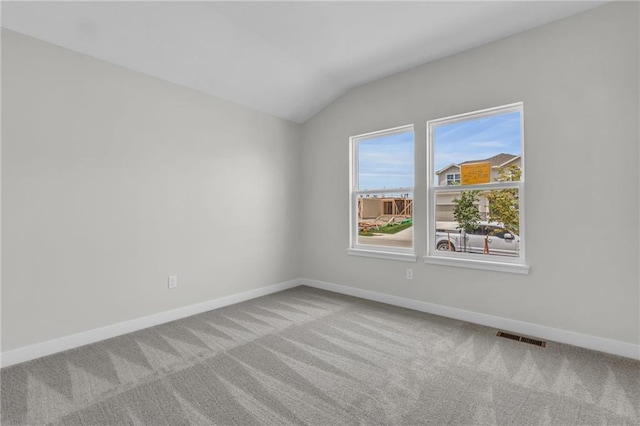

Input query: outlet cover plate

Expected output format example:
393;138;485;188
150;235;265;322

168;275;178;289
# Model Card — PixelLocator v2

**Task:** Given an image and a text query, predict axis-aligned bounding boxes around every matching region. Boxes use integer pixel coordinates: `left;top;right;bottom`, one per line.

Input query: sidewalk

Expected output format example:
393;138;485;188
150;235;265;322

357;226;413;248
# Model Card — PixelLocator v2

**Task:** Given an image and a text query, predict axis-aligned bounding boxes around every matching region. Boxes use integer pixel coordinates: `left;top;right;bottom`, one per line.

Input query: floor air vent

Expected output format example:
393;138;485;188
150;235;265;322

497;331;546;348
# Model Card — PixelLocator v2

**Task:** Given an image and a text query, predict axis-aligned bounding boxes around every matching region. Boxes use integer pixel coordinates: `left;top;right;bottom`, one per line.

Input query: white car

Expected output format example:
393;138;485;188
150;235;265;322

435;223;520;257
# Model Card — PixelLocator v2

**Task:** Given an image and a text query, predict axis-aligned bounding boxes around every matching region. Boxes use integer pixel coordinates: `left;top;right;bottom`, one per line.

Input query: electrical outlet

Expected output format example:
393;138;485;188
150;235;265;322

406;268;413;280
168;275;178;289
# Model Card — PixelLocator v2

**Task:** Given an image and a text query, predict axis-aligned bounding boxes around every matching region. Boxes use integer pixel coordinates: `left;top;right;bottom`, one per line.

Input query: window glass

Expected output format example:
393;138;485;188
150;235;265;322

434;110;522;187
351;126;414;254
358;131;414;190
357;192;414;248
429;104;524;262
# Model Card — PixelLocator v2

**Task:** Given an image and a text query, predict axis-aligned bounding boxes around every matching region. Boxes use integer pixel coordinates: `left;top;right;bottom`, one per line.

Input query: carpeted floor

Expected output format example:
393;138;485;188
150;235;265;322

1;286;638;425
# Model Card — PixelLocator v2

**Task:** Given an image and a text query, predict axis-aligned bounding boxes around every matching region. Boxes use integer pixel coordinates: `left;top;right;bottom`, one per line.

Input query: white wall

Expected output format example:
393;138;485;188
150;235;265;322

2;2;638;357
301;2;640;345
1;29;302;351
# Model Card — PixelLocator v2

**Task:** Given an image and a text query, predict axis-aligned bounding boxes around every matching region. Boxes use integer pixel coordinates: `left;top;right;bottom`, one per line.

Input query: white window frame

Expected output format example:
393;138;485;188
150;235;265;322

425;103;529;274
347;124;416;262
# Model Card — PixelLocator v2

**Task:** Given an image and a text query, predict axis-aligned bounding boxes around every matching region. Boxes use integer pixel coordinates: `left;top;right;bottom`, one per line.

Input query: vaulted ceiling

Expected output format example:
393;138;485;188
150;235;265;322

2;1;607;123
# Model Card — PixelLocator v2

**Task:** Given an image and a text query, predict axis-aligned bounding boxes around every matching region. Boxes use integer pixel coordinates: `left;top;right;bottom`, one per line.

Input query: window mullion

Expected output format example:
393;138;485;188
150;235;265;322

433;181;521;193
355;187;414;196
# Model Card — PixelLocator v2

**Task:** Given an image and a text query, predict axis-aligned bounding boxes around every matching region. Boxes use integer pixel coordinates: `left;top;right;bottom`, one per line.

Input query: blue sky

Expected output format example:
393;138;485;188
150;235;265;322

357;111;521;190
358;130;414;190
434;111;522;172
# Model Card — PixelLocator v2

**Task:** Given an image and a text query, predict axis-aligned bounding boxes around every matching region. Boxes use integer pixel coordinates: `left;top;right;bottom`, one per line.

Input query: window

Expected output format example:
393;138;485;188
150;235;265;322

348;125;416;261
446;173;461;185
426;103;528;274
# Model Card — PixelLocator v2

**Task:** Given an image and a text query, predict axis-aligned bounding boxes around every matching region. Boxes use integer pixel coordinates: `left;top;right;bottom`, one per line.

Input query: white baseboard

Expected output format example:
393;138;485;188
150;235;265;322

0;279;300;368
300;278;640;361
4;277;638;367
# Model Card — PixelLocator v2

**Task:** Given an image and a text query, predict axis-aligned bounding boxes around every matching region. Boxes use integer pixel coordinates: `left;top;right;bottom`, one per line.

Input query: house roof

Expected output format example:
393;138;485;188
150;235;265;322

435;163;460;175
460;153;518;167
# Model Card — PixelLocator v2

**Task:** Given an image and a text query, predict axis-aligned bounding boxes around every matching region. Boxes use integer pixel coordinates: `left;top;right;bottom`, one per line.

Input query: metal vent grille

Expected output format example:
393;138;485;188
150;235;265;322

497;331;546;348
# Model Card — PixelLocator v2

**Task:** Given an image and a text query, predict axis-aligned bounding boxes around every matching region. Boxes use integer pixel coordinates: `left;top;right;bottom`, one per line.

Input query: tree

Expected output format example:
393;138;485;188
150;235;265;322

452;190;481;252
486;165;521;234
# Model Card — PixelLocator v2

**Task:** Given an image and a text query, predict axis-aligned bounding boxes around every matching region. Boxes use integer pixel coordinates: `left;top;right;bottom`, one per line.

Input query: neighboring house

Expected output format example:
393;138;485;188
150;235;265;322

358;196;413;220
435;153;521;222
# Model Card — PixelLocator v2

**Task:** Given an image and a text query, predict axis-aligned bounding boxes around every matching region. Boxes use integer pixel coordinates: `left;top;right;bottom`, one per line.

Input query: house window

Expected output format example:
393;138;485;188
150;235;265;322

446;173;461;185
348;125;416;261
426;103;529;274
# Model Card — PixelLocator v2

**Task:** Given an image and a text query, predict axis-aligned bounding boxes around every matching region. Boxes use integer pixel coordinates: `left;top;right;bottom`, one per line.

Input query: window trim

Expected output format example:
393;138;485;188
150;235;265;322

348;124;416;260
425;103;529;274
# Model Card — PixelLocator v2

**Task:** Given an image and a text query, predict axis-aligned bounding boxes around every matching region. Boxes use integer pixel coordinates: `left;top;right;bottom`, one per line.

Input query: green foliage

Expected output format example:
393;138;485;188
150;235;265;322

498;164;522;182
359;221;413;236
453;190;481;252
453;190;481;233
486;165;521;234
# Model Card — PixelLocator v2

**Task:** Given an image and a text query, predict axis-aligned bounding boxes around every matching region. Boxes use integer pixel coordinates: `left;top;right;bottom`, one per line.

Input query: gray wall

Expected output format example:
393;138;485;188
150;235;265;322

301;2;640;345
1;29;303;351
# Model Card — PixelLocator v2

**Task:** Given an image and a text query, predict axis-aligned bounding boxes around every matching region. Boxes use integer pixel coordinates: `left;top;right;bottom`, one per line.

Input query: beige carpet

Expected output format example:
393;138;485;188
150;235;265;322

1;286;638;425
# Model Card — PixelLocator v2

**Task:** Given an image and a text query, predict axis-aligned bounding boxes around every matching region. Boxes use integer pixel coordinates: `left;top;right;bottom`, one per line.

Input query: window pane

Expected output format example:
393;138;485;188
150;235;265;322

435;188;520;257
358;130;414;190
357;192;413;248
434;111;522;186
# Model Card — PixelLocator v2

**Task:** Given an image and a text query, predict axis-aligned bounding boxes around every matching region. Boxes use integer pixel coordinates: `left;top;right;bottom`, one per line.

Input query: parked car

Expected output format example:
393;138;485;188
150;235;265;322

435;222;520;257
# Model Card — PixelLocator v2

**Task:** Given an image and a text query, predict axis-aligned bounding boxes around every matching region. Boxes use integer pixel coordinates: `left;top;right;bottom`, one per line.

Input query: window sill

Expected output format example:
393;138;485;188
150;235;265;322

347;248;417;262
423;254;530;274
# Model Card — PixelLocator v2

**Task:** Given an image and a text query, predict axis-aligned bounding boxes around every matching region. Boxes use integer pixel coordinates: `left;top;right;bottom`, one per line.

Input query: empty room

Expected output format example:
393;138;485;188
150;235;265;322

1;1;639;425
